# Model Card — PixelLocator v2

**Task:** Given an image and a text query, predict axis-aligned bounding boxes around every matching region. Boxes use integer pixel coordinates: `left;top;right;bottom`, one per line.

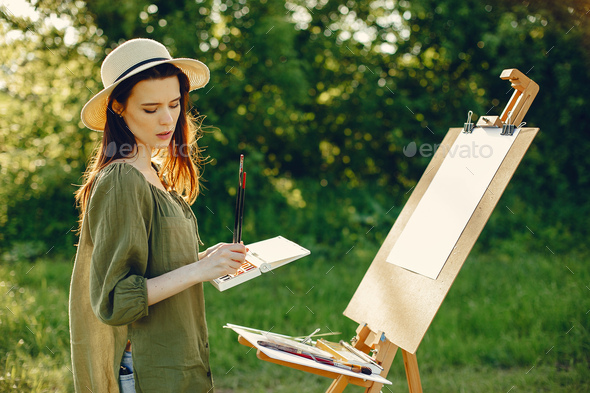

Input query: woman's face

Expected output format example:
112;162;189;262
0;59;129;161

115;76;181;150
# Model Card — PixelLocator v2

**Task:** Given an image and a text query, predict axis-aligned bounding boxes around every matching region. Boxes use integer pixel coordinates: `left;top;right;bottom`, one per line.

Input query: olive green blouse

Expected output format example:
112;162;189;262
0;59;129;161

69;162;214;393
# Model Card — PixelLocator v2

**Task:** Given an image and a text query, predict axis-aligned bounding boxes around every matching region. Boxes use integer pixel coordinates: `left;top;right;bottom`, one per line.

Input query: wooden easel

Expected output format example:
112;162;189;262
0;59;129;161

236;69;539;392
476;68;540;129
325;324;419;393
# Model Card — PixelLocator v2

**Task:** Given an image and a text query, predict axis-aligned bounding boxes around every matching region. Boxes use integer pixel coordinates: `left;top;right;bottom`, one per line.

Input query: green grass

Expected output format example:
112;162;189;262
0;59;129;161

1;257;73;392
1;242;589;392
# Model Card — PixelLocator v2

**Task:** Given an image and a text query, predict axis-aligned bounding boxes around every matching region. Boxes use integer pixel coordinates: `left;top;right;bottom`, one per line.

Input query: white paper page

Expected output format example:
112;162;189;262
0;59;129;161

386;127;520;279
230;327;392;384
247;236;309;264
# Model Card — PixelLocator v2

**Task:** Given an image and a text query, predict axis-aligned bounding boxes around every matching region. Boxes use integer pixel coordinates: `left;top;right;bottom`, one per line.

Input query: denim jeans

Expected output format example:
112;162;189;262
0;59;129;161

119;350;136;393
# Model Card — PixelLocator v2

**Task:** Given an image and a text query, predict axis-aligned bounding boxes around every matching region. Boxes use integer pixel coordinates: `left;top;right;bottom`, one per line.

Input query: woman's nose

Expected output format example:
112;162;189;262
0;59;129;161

160;108;174;125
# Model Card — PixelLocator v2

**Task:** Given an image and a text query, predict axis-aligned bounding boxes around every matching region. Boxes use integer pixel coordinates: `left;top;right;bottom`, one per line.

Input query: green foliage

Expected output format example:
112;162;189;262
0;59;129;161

0;0;105;252
2;0;589;256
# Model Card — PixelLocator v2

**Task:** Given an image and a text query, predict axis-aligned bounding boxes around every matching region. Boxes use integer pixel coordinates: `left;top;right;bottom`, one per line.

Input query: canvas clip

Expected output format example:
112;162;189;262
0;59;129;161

463;110;475;133
501;111;516;136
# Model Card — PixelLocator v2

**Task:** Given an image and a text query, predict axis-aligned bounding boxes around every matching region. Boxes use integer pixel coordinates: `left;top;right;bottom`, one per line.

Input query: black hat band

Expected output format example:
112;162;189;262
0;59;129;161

114;57;169;83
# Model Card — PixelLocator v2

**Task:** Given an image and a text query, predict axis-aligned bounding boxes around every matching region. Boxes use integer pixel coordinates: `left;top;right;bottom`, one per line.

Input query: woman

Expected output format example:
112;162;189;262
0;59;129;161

69;38;246;393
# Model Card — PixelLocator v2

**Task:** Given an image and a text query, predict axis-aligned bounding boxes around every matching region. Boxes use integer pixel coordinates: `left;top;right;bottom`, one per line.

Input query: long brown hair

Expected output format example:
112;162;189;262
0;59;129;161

75;63;204;220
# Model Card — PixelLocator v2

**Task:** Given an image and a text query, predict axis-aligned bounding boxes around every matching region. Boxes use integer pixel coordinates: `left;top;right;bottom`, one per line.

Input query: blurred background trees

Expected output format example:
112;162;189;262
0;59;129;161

1;0;589;260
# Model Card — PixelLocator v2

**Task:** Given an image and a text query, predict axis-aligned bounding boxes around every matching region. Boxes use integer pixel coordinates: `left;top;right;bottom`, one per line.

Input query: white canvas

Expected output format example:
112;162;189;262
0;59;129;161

385;127;520;279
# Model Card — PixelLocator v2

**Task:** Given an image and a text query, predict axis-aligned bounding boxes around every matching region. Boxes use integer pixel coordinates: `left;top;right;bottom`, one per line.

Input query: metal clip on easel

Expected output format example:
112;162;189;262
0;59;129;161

463;110;475;133
501;111;515;136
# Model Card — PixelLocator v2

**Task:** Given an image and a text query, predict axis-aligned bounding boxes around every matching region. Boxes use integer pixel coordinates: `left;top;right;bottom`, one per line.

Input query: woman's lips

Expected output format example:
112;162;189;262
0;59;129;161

156;130;173;140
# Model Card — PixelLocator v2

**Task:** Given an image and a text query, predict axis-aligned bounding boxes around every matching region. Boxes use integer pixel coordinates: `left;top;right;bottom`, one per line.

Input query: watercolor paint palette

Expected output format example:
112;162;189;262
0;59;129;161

211;236;310;291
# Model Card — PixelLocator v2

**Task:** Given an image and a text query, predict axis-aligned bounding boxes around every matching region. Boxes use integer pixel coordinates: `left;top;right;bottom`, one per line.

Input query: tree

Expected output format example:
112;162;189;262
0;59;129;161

1;0;588;255
0;0;105;254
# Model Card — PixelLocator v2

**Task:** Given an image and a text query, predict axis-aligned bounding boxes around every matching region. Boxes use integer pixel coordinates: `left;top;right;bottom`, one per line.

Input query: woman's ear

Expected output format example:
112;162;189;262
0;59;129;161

112;100;124;116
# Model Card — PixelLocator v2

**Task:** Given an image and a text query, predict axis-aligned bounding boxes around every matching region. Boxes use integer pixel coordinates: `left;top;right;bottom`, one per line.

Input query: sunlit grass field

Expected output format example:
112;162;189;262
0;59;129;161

1;242;588;392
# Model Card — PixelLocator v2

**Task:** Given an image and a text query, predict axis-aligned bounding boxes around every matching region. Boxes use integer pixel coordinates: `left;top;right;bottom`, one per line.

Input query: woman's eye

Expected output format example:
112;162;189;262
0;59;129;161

143;102;178;113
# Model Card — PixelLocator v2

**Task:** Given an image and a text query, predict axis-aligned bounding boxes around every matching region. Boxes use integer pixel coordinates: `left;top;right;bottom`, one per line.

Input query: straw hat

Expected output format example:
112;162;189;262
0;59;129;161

81;38;210;131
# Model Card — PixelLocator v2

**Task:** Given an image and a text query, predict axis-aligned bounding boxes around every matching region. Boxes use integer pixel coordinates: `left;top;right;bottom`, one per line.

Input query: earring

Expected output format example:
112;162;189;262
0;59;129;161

109;107;123;118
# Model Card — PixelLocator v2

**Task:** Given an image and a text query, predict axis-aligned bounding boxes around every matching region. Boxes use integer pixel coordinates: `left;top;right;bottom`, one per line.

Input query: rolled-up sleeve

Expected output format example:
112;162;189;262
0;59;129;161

87;165;153;326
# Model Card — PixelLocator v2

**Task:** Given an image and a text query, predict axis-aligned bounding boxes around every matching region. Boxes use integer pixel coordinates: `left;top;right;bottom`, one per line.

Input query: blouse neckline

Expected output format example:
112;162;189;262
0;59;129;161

103;162;185;203
101;162;195;218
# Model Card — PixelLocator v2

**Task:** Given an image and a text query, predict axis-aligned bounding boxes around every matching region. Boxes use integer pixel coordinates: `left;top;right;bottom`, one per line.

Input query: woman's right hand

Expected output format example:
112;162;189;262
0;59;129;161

196;243;247;282
146;243;248;306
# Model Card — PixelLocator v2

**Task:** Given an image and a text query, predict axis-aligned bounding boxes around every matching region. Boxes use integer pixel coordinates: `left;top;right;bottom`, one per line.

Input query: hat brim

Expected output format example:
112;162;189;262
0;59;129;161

81;58;210;132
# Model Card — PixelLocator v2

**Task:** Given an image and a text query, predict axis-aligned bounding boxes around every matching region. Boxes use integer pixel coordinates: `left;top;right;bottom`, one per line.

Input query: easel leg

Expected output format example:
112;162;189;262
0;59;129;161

402;350;423;393
324;325;412;393
365;341;397;393
326;375;350;393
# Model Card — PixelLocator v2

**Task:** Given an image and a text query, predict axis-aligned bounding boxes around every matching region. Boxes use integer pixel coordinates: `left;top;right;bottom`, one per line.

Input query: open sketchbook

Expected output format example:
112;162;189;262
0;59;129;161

211;236;310;291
